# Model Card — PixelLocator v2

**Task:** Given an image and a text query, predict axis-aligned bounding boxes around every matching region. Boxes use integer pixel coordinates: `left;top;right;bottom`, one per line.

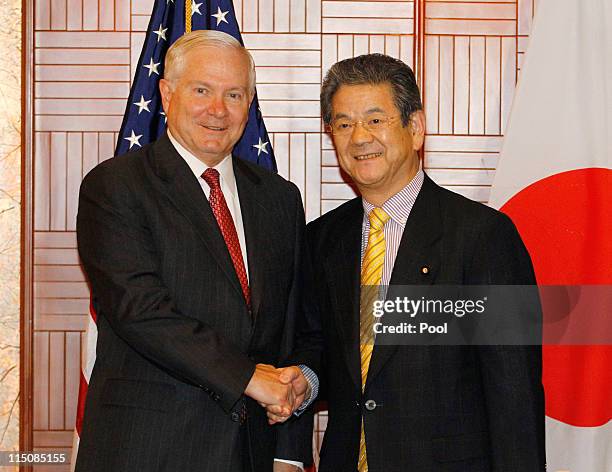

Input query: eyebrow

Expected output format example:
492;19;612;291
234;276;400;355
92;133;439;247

332;107;388;120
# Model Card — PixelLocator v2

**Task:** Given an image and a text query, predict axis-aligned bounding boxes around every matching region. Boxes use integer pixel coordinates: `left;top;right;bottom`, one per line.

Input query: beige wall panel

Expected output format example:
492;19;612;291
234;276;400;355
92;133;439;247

34;31;130;49
99;0;115;31
36;115;124;132
243;0;258;31
468;36;485;134
427;2;515;20
399;35;413;68
425;135;503;152
271;133;290;179
65;332;82;429
115;0;131;30
36;316;88;331
255;67;321;83
275;0;291;32
98;133;116;162
445;185;490;202
66;133;83;230
385;35;400;57
259;101;320;118
35;231;77;248
323;1;412;18
35;132;51;230
37;97;125;117
305;133;322;221
35;82;129;99
321;182;357;200
306;0;321;32
324;18;413;34
49;332;66;429
518;0;534;36
265;117;320;132
484;36;501;135
425;152;497;169
290;134;306;196
33;332;50;430
82;0;99;30
427;168;495;186
132;0;152;15
36;48;130;65
50;132;67;230
35;282;90;299
66;0;83;30
35;265;85;282
453;36;470;134
50;0;67;30
131;15;150;31
36;298;88;316
36;0;51;30
426;19;515;36
34;248;80;266
250;49;321;66
35;65;130;82
424;35;439;133
290;0;306;32
500;36;516;133
245;33;321;49
257;83;320;100
33;430;73;447
259;0;274;31
82;133;100;176
438;36;454;134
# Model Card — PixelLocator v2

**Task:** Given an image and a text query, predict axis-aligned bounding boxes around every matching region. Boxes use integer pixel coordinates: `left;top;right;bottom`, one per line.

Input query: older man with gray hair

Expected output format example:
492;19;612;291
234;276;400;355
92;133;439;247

75;30;318;472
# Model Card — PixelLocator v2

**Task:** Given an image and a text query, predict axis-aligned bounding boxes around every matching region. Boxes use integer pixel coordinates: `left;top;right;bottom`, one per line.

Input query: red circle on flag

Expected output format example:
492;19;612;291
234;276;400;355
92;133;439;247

501;167;611;427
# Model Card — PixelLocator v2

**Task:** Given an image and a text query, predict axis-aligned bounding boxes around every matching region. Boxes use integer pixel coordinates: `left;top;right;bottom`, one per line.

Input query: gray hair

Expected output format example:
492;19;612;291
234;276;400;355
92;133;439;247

321;53;422;126
164;30;256;93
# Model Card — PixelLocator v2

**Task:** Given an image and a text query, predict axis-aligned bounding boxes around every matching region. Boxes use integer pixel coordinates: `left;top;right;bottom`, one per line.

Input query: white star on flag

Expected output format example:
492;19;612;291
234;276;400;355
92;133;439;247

212;7;229;26
160;111;167;124
143;57;160;77
253;137;269;156
192;1;203;16
133;95;152;114
153;24;168;42
166;0;174;3
124;130;143;149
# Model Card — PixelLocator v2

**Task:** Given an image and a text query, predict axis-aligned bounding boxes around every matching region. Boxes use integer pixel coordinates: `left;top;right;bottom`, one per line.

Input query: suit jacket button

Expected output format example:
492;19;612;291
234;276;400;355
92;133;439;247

231;412;240;422
364;399;377;411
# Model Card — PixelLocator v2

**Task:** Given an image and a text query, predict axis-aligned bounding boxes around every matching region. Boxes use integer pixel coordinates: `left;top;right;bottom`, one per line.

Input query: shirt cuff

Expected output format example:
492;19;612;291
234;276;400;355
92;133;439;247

295;364;319;415
274;459;304;470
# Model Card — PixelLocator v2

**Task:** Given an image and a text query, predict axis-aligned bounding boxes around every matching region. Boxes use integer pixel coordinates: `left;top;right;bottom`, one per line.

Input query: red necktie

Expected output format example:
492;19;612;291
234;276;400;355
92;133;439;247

202;168;251;307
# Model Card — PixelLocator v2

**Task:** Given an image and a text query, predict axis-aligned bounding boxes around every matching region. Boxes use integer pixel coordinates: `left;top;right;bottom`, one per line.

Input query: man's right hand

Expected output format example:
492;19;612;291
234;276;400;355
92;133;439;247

244;364;295;417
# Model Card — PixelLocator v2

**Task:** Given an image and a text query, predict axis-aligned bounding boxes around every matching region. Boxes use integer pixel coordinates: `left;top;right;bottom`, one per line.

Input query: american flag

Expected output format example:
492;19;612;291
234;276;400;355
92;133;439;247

72;0;276;467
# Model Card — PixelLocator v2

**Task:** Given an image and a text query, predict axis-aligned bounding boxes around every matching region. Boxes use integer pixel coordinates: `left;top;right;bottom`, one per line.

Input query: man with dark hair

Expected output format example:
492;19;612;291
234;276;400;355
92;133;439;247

306;53;545;471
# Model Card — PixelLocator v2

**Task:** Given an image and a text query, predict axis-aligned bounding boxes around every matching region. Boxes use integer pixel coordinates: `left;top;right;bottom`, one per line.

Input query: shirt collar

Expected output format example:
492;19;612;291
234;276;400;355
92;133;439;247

168;130;237;195
362;169;424;227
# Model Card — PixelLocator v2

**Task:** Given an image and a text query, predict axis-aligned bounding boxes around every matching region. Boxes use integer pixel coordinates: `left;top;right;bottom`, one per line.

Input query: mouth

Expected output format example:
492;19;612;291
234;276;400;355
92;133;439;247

200;124;227;132
354;152;382;161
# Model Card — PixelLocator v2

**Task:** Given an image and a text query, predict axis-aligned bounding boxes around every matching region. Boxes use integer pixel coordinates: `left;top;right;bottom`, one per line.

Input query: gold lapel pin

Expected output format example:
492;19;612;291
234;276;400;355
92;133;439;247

421;266;430;275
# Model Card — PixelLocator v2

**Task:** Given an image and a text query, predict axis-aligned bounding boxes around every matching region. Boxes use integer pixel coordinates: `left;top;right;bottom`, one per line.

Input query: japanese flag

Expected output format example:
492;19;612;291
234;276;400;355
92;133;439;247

489;0;611;471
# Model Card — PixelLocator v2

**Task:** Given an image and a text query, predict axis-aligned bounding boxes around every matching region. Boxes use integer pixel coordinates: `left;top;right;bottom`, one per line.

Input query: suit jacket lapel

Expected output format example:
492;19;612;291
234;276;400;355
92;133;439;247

232;157;266;321
149;134;244;302
365;174;443;389
323;199;363;390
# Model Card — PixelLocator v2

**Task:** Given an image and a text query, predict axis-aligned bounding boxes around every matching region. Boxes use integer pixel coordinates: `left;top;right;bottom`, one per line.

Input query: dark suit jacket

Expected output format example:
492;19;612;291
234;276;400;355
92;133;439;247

306;174;545;472
75;134;315;472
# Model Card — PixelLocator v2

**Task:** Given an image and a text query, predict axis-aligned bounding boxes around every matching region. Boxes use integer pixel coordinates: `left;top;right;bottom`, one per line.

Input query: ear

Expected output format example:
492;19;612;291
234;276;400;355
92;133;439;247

159;79;173;114
410;110;426;151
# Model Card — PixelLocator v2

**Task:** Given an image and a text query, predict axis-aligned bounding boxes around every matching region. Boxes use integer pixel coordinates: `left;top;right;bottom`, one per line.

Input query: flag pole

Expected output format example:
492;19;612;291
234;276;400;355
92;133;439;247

185;0;192;33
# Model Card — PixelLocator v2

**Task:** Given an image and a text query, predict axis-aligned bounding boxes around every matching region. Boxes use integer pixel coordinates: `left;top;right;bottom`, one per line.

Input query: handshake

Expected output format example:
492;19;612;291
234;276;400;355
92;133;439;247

244;364;311;424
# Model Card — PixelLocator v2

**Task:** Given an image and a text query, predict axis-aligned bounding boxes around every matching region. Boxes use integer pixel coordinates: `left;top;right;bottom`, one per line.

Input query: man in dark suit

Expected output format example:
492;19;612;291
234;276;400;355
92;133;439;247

305;54;545;471
75;31;317;472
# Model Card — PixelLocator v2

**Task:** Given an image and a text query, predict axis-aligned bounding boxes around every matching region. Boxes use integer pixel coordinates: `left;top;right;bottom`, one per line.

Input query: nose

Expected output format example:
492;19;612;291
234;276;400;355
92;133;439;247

350;121;374;145
208;94;228;118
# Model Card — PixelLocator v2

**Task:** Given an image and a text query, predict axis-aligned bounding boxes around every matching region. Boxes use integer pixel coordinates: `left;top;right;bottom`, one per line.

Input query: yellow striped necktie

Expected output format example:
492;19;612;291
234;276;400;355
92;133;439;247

358;207;390;472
